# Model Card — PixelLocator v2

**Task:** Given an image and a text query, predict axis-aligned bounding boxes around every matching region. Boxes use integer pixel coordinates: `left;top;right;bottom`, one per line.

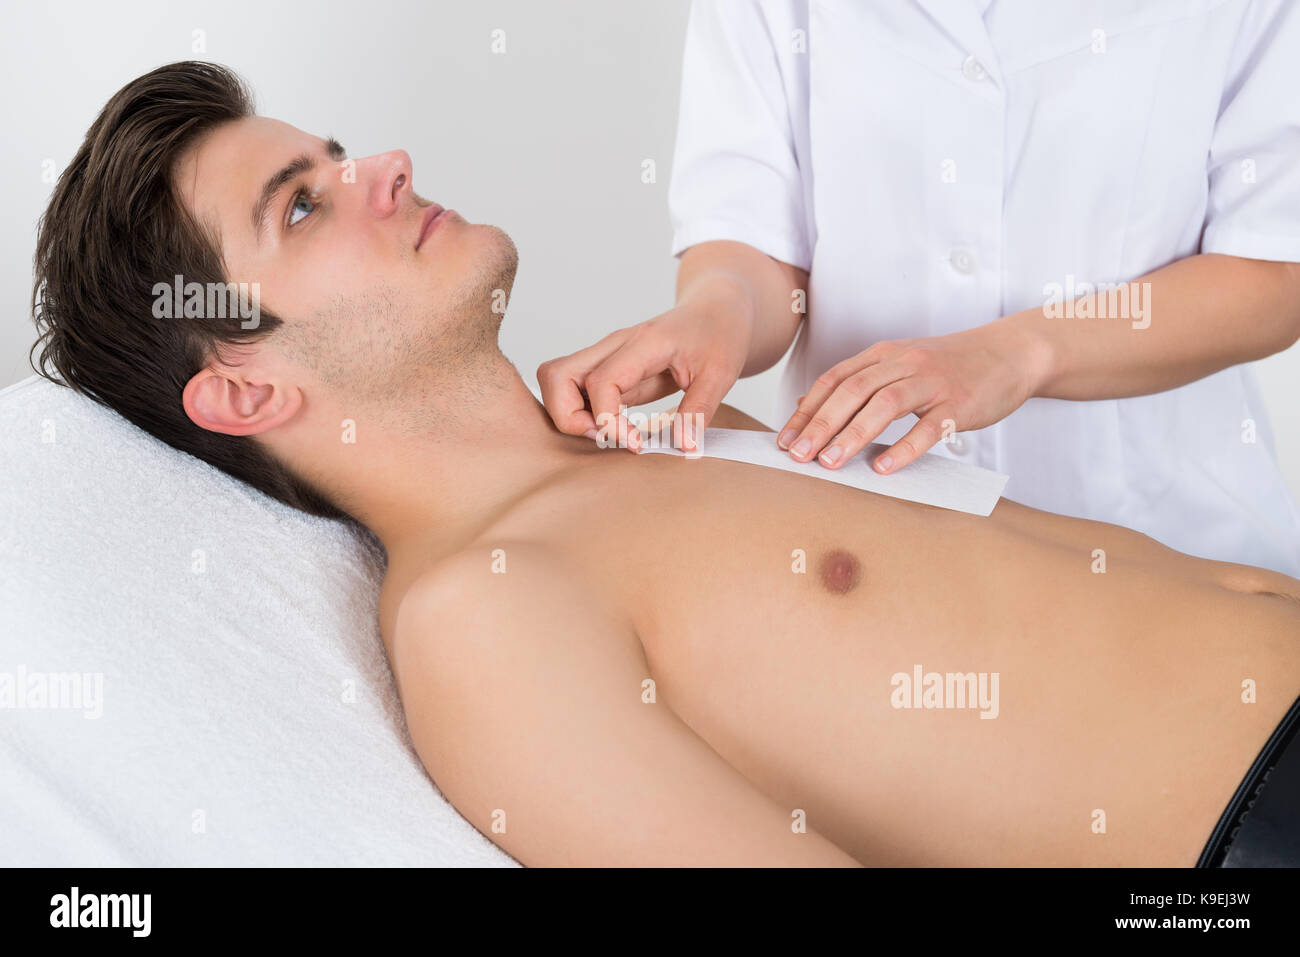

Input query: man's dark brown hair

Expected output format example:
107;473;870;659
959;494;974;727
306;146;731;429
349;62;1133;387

30;60;345;519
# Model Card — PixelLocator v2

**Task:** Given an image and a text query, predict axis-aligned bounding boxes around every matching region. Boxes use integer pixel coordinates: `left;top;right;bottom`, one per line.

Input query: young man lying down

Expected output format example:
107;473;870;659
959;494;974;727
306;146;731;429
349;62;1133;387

31;62;1300;867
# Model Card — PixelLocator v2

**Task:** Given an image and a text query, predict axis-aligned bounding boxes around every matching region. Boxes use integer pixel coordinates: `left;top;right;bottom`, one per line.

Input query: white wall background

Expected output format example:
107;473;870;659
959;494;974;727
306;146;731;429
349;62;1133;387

2;0;1297;498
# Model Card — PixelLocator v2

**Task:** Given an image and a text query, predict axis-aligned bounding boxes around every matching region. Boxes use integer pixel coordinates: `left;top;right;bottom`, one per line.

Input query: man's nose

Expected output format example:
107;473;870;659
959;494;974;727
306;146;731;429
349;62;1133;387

361;149;413;216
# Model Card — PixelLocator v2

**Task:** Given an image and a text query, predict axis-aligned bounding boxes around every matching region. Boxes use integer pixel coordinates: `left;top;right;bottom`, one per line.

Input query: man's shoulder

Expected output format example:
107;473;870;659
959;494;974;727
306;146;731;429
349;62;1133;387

709;401;774;433
391;542;587;649
397;541;556;614
388;540;642;700
655;401;773;434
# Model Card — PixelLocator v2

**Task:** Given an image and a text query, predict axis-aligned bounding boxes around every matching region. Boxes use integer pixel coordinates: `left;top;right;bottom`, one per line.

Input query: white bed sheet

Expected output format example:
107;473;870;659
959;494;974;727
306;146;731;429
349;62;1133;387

0;375;516;866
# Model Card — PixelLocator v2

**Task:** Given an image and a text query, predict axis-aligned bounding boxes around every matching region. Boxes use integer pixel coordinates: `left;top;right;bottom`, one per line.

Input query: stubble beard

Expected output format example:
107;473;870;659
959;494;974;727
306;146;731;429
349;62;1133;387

290;227;520;437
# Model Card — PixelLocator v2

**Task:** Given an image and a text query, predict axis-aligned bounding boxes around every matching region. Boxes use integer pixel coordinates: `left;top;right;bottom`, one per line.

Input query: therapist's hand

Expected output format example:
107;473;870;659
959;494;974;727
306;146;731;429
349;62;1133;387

536;277;754;452
777;319;1051;474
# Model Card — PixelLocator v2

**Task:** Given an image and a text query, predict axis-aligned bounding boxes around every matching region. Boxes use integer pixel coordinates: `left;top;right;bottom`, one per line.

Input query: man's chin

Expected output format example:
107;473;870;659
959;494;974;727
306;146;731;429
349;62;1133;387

470;224;519;312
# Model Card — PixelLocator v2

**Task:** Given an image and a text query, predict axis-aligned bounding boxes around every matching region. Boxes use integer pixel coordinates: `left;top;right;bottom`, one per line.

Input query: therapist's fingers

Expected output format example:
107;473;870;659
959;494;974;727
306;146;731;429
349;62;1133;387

776;350;886;450
782;361;909;463
537;328;635;436
586;377;640;451
584;329;691;451
674;364;736;451
619;370;680;409
811;375;935;469
873;408;953;474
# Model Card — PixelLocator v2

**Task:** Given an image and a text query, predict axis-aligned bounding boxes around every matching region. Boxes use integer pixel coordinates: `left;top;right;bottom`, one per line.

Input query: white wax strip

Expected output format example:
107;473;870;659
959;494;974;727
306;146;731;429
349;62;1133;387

636;427;1009;516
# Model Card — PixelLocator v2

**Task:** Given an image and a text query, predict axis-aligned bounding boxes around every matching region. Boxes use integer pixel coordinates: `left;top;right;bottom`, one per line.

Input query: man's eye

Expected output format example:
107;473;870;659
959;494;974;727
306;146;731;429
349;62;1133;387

287;189;317;227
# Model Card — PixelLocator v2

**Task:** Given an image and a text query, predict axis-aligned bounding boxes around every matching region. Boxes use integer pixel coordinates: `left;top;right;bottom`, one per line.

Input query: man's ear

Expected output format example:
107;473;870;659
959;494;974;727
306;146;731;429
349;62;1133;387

182;366;303;437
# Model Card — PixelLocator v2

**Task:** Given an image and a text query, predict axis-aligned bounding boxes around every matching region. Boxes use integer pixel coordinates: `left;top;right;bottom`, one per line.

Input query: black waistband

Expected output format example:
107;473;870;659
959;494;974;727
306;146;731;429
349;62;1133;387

1197;695;1300;868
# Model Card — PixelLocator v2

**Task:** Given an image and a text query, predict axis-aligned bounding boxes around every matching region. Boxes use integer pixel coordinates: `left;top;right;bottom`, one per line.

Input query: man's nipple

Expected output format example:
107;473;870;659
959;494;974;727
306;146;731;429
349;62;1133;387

818;548;863;596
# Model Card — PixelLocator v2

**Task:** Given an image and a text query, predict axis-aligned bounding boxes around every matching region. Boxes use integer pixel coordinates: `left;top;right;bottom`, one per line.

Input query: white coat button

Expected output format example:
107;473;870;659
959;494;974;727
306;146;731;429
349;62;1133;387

949;248;976;274
961;55;988;82
946;434;969;455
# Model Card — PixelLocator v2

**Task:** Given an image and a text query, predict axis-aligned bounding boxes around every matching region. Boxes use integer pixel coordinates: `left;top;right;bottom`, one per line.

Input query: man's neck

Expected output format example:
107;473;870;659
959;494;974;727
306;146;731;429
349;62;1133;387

278;352;603;573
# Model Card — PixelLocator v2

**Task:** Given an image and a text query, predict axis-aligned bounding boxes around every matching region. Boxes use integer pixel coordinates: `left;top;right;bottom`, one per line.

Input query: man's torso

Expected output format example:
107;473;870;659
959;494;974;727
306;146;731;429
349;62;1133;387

381;442;1300;865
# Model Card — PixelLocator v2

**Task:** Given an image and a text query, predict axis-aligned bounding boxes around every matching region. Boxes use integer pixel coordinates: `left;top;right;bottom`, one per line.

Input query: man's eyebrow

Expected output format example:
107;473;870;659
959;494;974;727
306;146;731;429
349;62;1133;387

251;136;347;244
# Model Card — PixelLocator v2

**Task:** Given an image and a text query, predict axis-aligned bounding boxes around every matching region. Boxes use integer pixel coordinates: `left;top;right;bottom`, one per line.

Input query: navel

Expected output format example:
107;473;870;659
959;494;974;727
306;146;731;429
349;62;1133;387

818;548;863;596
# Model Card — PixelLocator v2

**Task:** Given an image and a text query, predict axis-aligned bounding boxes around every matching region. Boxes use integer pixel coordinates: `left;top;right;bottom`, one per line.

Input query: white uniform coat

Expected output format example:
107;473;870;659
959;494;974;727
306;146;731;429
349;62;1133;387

669;0;1300;575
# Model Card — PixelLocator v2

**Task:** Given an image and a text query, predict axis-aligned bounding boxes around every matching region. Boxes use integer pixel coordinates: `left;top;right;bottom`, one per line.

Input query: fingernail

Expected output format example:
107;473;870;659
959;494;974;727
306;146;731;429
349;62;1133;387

876;454;893;473
791;438;811;458
819;445;843;466
681;422;696;451
777;429;797;449
584;429;598;440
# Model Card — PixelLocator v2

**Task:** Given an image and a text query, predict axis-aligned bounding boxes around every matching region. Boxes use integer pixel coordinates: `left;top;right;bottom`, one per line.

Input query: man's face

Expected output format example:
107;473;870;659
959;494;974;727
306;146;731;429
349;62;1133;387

175;115;517;401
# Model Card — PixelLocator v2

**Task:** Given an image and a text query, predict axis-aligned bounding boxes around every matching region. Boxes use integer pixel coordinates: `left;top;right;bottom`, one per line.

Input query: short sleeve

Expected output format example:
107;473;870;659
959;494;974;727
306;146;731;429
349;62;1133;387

667;0;812;270
1201;0;1300;262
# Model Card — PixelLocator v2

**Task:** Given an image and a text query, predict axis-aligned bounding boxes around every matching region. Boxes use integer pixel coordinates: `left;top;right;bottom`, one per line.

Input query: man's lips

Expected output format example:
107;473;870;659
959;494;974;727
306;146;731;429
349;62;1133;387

415;203;447;250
